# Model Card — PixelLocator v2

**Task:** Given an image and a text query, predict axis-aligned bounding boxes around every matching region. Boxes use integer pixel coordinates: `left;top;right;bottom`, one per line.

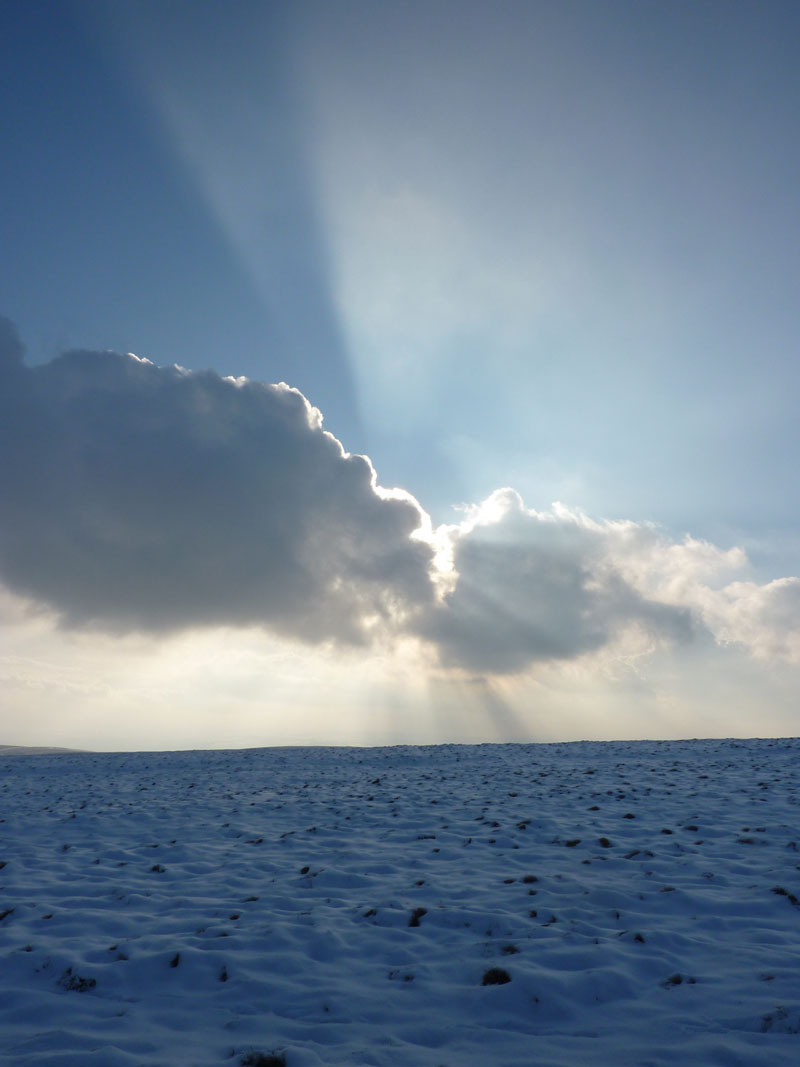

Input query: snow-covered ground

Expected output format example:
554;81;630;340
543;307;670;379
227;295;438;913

2;738;799;1066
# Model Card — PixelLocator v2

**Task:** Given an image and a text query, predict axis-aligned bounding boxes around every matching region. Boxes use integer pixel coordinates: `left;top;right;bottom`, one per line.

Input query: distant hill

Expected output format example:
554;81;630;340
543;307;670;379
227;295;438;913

0;745;87;755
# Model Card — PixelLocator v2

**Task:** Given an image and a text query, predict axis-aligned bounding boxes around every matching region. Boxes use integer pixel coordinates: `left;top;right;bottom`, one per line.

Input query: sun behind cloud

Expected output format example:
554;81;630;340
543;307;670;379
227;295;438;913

3;314;800;749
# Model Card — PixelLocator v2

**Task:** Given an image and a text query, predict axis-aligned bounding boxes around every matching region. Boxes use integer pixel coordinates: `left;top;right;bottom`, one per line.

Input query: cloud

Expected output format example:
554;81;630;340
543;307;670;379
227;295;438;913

418;489;693;673
0;318;434;644
677;576;800;663
3;316;800;678
421;490;800;674
435;494;800;672
582;518;800;664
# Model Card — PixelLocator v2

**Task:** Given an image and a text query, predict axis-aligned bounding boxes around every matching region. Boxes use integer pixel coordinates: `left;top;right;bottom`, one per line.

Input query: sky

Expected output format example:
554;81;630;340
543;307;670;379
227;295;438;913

2;0;800;750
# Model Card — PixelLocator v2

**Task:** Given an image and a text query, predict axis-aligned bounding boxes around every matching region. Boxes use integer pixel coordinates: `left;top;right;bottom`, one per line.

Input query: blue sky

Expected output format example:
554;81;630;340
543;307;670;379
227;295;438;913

2;1;800;748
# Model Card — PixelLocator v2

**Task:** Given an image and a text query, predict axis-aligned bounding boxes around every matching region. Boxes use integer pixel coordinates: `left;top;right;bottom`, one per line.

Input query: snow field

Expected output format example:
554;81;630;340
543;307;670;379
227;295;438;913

1;739;800;1065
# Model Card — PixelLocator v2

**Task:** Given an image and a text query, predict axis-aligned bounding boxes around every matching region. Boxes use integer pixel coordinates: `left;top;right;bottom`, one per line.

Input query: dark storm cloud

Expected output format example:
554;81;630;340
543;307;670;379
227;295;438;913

0;318;434;643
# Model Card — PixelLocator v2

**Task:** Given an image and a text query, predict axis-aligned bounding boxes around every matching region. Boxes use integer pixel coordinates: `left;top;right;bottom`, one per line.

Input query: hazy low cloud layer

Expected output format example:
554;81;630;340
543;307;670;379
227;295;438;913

2;317;799;675
0;318;433;643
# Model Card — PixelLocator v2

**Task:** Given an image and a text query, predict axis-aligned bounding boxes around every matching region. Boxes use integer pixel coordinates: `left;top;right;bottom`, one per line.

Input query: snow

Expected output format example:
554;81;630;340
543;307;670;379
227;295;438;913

1;738;799;1065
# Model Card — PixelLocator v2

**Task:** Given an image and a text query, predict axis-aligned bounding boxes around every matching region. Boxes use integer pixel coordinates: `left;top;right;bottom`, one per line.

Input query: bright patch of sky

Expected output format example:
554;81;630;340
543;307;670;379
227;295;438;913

2;0;800;747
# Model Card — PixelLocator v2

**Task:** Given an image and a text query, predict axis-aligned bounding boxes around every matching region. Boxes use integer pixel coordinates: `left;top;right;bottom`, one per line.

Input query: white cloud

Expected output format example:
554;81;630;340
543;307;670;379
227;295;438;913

585;518;800;663
419;489;693;674
0;318;434;644
3;317;800;684
690;578;800;662
417;489;800;674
